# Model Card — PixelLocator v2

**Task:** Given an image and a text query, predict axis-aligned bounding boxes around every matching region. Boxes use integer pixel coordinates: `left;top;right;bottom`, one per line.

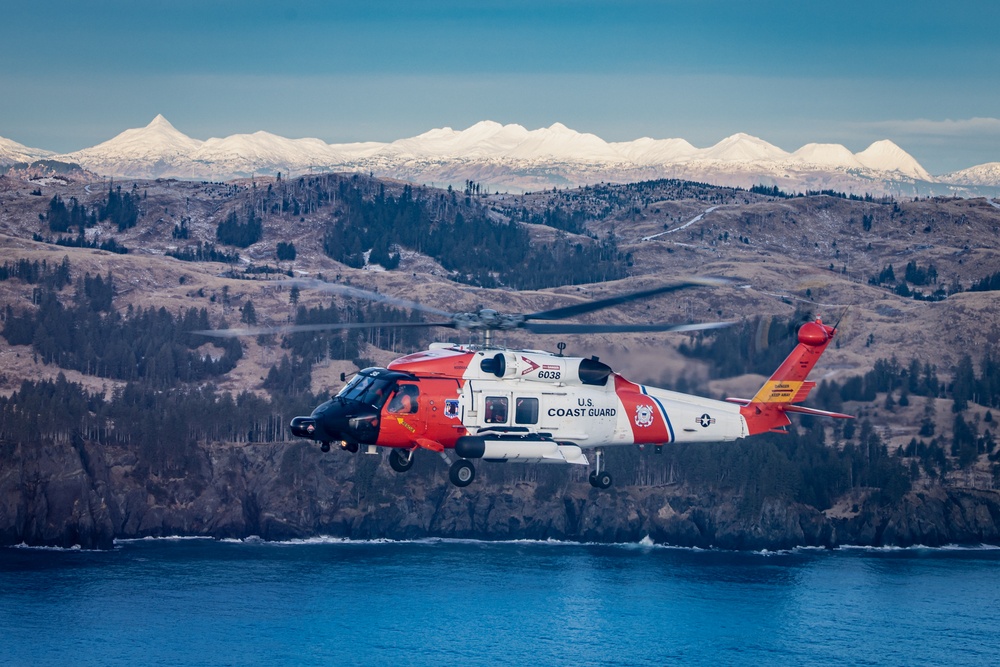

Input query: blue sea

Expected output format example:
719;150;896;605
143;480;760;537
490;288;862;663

2;538;999;666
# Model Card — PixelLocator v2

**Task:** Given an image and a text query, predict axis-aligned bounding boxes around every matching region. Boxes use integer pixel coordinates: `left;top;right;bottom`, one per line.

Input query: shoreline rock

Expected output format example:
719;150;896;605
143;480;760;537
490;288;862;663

2;438;1000;551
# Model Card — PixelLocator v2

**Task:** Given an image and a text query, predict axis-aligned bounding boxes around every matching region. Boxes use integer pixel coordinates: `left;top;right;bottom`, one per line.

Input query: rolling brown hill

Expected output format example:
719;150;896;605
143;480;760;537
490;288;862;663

3;173;997;388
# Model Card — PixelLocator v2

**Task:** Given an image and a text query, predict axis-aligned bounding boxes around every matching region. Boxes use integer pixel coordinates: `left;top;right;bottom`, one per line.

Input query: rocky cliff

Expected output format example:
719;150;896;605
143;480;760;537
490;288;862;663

3;436;999;551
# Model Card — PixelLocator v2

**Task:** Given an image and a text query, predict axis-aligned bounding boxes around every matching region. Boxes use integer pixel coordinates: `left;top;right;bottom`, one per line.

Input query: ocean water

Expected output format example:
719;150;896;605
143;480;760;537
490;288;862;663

2;539;999;667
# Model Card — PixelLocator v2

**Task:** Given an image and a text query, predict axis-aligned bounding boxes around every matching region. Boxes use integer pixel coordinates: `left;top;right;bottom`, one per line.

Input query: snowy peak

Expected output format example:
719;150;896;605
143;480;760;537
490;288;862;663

63;115;202;159
58;115;204;178
379;120;624;162
611;137;698;164
147;114;176;131
508;123;621;162
0;135;55;165
101;115;204;153
192;131;338;172
385;121;528;158
792;143;865;169
855;140;932;181
939;162;1000;186
702;133;790;162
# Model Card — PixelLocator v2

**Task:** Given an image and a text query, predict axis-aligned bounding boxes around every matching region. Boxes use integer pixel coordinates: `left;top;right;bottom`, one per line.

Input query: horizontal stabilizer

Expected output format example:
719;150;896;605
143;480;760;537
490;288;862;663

781;405;854;420
727;397;852;420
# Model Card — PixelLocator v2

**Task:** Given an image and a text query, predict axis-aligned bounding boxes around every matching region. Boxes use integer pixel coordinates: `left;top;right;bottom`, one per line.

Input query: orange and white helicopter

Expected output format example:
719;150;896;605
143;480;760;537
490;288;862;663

205;278;851;488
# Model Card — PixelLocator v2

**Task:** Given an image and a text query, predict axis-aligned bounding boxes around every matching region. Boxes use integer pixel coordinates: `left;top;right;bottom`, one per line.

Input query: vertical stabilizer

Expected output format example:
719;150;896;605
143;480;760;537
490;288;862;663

739;319;837;434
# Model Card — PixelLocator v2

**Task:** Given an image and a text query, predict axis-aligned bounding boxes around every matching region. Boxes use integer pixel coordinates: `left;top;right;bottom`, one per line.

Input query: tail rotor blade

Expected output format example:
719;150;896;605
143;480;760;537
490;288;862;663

832;303;852;332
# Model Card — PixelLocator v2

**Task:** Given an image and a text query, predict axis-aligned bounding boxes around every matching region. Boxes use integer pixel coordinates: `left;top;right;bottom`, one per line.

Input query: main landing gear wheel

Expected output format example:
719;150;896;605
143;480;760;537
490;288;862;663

589;471;612;489
449;459;476;487
589;448;612;489
320;442;331;453
341;441;359;453
389;448;415;473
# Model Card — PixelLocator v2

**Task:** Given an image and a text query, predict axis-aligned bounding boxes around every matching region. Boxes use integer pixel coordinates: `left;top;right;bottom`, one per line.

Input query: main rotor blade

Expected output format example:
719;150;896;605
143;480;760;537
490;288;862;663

523;320;734;334
194;320;456;338
277;279;454;318
524;277;732;322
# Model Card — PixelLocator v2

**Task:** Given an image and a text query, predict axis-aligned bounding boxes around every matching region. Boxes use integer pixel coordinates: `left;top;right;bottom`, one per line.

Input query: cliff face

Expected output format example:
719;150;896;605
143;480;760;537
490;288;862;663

2;437;1000;550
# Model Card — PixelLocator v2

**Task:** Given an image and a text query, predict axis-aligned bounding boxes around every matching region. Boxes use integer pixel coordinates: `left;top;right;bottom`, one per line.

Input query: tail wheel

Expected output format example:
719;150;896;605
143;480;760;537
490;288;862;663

449;459;476;487
389;448;415;473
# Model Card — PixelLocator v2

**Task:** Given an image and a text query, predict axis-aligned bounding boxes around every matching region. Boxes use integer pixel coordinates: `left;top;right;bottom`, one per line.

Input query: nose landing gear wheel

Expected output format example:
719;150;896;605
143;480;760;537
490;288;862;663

389;448;415;473
320;442;331;453
589;471;612;489
449;459;476;487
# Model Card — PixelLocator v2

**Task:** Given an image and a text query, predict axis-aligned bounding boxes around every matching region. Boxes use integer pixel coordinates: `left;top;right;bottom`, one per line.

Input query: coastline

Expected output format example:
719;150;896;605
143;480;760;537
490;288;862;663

3;437;1000;552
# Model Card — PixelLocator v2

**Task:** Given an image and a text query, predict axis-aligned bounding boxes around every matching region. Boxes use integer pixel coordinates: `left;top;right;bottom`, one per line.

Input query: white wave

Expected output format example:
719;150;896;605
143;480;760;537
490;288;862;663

9;542;83;552
105;534;1000;553
114;535;214;544
218;535;641;549
937;543;1000;551
837;543;1000;552
220;535;266;544
208;535;770;553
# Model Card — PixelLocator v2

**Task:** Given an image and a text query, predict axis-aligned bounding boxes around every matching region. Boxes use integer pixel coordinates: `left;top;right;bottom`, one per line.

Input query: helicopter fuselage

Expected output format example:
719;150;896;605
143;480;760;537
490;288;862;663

401;345;750;453
289;319;849;487
294;344;747;459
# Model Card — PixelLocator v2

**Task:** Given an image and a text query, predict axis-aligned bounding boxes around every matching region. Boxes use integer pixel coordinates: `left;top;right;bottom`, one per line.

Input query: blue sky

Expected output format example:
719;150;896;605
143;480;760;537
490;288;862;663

2;0;998;173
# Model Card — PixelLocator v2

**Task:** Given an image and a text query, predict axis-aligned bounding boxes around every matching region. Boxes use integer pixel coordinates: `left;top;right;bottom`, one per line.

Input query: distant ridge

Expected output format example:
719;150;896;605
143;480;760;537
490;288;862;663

941;162;1000;187
2;116;998;196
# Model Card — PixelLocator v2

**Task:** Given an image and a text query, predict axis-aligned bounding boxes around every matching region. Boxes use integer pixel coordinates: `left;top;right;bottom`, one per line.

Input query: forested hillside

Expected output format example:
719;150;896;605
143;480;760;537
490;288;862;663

1;171;999;549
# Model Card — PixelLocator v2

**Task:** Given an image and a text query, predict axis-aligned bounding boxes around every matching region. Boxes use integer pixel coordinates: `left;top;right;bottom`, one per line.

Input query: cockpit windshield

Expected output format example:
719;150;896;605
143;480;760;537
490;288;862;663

337;369;395;407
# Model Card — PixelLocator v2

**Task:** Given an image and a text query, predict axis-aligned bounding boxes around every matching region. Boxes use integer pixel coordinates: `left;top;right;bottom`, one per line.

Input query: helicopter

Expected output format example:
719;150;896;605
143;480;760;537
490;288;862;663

201;278;852;489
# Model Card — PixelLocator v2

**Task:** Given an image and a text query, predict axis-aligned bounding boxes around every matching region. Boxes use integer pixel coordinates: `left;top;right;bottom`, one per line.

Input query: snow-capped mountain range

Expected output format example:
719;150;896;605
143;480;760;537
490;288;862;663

2;115;997;196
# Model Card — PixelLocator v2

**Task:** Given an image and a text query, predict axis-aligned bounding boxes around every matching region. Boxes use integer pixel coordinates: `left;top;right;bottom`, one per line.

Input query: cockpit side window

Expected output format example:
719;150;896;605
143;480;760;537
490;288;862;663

387;384;420;414
339;372;394;407
337;374;368;399
362;382;391;408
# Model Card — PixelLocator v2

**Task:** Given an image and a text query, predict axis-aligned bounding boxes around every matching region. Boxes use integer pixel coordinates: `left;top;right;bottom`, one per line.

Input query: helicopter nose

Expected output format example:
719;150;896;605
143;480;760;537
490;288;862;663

289;416;317;439
309;399;350;442
288;400;346;442
289;400;381;445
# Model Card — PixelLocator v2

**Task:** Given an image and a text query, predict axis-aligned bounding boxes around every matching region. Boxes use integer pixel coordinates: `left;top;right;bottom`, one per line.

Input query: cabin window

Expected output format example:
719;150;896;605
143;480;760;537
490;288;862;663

387;384;419;414
515;397;539;425
484;396;508;424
